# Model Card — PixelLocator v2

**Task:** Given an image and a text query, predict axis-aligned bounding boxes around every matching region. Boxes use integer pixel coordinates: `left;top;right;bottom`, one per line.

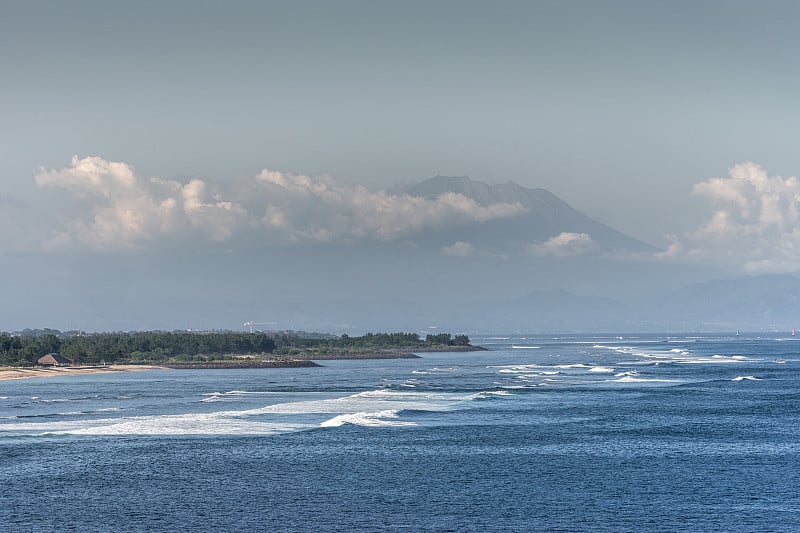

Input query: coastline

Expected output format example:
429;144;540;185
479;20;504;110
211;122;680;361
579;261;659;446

0;364;167;381
164;360;320;369
284;345;486;360
0;360;318;380
0;345;486;381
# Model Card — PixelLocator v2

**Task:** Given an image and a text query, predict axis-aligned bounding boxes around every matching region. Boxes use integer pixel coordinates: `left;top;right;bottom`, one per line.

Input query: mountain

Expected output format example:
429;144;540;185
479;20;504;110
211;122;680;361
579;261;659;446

407;176;655;253
469;289;630;332
473;275;800;333
649;274;800;331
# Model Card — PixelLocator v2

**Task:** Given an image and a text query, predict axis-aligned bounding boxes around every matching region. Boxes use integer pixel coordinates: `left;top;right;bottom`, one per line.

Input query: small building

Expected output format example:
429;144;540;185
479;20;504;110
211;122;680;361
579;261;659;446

37;353;71;367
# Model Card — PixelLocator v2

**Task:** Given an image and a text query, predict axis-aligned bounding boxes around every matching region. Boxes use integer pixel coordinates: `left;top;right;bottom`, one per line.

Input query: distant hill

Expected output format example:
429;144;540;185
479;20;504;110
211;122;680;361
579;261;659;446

477;288;630;332
650;274;800;331
407;176;655;253
480;275;800;333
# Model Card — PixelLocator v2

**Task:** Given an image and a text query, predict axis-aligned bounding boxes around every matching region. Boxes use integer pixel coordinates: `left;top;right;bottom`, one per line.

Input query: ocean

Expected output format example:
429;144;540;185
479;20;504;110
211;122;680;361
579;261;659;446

2;334;799;532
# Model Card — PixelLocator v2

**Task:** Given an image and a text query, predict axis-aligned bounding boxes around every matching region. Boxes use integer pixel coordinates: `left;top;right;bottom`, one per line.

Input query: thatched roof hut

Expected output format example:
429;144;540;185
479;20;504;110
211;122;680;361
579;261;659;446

37;353;71;367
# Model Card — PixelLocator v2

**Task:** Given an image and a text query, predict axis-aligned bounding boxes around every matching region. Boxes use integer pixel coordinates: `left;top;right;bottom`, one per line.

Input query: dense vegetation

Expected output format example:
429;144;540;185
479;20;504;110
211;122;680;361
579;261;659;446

272;331;470;356
0;330;470;367
0;332;276;367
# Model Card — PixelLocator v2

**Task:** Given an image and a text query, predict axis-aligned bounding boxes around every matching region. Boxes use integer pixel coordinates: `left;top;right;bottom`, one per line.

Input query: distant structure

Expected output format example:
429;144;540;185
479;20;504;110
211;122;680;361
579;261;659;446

37;353;72;367
243;321;276;334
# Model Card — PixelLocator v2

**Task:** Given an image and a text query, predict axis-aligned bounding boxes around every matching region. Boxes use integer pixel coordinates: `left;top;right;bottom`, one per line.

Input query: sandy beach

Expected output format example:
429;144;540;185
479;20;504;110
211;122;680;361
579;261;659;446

0;365;167;381
0;360;315;380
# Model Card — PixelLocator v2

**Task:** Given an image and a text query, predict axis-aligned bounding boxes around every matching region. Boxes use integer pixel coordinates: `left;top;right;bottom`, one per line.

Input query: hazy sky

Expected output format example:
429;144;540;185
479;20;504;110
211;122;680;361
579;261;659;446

3;1;800;331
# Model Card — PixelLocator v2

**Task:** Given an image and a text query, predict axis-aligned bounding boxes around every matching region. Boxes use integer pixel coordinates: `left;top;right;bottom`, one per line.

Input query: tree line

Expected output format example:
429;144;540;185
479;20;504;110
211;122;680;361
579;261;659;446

0;330;470;367
0;332;276;367
271;331;470;355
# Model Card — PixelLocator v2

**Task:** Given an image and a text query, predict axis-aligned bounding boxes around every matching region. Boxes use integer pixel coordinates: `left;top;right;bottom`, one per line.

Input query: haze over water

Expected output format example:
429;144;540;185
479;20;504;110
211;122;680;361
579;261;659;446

5;2;800;332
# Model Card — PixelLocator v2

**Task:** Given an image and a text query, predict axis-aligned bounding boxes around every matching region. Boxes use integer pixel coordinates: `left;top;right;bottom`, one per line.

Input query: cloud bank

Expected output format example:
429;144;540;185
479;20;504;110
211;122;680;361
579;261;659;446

33;156;527;250
665;162;800;273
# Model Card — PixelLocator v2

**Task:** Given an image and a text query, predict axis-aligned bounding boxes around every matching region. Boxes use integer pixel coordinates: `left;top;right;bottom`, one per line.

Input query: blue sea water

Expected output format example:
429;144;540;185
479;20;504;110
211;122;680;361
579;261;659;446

2;334;800;532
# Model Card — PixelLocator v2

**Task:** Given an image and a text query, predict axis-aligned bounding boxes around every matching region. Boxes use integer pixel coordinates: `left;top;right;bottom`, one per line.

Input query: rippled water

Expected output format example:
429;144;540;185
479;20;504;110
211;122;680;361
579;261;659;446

2;334;799;531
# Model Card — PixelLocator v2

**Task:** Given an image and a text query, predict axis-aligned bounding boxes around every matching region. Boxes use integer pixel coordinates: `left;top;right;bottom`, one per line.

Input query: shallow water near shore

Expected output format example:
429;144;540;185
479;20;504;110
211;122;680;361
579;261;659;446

2;334;800;531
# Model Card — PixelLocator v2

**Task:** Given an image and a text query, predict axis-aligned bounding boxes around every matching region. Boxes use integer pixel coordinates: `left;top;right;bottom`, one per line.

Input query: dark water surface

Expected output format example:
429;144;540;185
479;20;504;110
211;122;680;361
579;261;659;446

2;335;799;531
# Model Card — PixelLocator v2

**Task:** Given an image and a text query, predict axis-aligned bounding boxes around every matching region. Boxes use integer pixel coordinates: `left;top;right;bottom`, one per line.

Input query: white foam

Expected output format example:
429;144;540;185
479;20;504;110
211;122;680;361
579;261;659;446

589;366;614;373
2;412;311;436
215;388;476;422
676;356;748;364
201;393;225;402
511;345;541;349
610;376;684;383
320;410;414;427
732;375;761;381
595;344;709;363
469;390;512;400
494;364;540;374
200;390;280;402
1;387;478;436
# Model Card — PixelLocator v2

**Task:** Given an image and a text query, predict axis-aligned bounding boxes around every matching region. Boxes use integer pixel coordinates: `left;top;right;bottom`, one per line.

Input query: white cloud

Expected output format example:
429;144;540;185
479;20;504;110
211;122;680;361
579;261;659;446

441;241;476;257
33;156;527;251
663;162;800;273
180;179;246;241
34;156;245;250
529;232;596;257
254;169;526;242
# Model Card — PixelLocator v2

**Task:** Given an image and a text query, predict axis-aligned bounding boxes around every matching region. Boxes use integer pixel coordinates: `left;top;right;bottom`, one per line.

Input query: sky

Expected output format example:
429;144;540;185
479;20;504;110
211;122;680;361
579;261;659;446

3;1;800;332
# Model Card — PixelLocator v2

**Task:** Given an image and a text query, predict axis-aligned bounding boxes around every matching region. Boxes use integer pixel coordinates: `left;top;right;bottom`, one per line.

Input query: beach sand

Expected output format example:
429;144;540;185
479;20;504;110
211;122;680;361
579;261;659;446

0;365;167;381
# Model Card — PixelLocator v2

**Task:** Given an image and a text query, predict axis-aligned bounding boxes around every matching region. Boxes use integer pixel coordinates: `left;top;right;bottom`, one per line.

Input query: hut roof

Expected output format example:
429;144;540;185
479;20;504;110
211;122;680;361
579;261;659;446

37;353;71;366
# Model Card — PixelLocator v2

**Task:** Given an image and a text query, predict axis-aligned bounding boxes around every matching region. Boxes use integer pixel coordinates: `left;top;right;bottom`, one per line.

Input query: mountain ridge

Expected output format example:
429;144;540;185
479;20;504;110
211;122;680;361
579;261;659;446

407;175;656;253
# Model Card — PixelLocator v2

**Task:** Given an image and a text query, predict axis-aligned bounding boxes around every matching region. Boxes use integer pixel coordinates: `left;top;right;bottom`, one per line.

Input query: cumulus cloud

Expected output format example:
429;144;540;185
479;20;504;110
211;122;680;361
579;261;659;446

33;156;527;250
34;156;245;250
180;179;247;241
529;232;596;257
664;162;800;273
253;169;526;243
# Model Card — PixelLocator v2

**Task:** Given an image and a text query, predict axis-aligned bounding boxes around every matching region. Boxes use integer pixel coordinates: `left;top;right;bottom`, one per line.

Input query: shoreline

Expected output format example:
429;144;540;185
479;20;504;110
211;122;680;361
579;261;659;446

0;364;167;381
280;345;487;360
0;345;486;381
164;360;320;369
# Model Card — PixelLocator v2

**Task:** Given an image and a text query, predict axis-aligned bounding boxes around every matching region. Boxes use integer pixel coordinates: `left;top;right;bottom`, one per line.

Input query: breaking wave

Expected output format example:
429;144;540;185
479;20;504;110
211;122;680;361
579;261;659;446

320;410;414;427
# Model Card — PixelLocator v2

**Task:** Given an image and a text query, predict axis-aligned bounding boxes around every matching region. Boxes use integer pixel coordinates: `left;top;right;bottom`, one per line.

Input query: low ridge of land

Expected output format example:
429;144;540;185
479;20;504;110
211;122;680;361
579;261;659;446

0;330;482;377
